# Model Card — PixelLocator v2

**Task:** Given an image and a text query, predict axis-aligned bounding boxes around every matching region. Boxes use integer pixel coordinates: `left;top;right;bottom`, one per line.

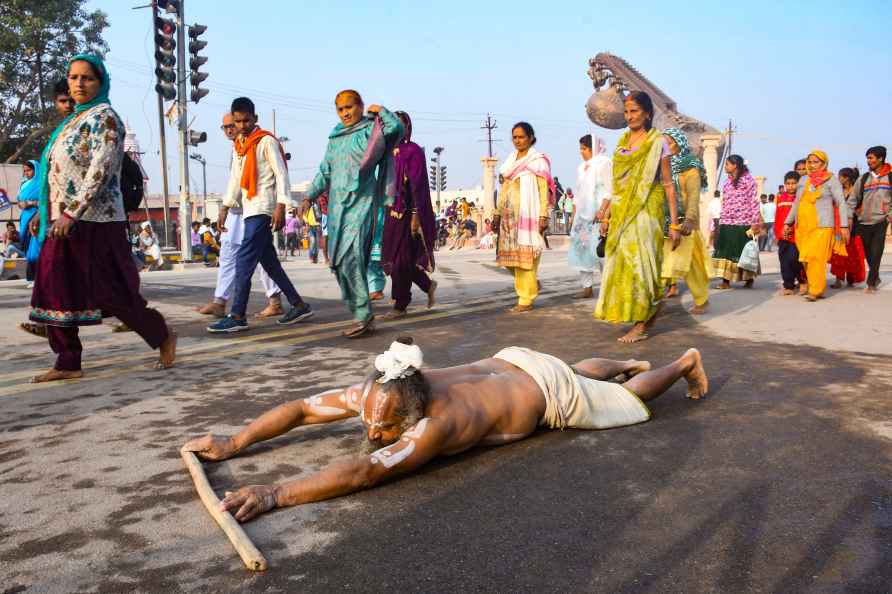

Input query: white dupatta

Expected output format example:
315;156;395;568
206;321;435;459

499;148;554;252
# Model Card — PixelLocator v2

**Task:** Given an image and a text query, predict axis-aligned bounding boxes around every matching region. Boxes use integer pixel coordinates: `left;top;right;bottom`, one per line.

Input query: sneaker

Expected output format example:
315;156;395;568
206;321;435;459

207;315;248;333
277;302;314;325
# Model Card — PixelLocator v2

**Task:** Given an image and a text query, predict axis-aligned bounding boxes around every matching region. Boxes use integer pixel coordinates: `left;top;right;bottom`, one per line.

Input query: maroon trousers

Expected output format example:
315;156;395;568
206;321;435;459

390;235;433;311
31;221;168;371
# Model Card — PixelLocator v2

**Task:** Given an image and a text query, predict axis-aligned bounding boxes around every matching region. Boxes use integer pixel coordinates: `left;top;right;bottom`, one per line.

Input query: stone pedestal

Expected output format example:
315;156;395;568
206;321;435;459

754;176;766;199
204;195;222;222
480;157;499;235
699;134;722;238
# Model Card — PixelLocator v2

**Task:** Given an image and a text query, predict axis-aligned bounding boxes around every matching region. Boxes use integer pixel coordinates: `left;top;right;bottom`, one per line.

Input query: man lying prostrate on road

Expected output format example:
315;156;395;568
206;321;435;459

183;337;708;522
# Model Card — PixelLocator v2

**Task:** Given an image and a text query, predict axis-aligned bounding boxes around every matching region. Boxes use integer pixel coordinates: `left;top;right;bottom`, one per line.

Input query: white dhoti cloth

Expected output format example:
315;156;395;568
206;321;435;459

494;347;650;430
213;210;281;302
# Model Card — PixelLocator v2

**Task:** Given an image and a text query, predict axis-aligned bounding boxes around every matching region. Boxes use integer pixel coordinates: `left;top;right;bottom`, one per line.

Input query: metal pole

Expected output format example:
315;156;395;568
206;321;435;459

435;152;441;213
152;1;172;247
176;0;192;261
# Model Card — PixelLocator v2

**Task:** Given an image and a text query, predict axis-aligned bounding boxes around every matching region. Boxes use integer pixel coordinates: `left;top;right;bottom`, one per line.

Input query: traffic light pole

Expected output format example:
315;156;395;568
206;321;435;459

175;0;192;261
151;1;172;248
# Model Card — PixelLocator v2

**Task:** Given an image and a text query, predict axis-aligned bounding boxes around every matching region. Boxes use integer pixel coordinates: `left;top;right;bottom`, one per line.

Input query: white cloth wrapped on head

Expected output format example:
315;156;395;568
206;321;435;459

375;341;424;383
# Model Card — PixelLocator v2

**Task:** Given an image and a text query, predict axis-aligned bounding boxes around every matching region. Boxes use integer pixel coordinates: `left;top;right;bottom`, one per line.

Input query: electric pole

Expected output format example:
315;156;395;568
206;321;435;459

481;114;498;158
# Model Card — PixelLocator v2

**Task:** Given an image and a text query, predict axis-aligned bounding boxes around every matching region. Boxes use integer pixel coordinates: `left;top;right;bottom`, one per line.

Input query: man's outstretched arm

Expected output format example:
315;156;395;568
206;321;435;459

220;417;448;522
182;385;363;461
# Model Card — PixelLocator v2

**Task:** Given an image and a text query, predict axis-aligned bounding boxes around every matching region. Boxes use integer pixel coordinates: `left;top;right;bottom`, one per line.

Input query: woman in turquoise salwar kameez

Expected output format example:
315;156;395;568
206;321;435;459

306;90;403;338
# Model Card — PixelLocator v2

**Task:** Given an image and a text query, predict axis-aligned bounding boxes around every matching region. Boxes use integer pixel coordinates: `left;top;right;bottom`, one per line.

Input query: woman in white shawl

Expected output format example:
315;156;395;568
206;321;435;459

493;122;555;312
138;221;164;271
570;134;611;298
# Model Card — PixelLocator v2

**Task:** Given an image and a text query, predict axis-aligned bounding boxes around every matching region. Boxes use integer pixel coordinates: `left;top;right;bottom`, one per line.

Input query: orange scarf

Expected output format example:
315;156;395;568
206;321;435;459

234;127;286;200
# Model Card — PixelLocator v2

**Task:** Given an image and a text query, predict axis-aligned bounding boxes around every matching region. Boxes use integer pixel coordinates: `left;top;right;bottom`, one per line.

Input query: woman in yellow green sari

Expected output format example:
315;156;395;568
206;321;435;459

595;91;680;343
782;149;848;301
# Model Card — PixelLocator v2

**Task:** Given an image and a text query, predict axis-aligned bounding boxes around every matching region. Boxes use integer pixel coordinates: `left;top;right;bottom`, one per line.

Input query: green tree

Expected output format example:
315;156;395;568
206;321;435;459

0;0;108;163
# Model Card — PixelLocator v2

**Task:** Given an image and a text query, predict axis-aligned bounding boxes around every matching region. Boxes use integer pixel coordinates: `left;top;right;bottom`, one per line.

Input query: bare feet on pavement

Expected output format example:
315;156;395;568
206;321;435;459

618;322;648;343
683;348;708;399
155;328;177;369
31;368;84;383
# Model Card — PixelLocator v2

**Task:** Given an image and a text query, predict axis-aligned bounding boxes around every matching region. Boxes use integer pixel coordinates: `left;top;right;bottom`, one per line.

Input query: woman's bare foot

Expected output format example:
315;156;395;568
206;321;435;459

427;280;438;309
799;284;808;295
665;284;679;298
197;302;225;317
572;287;593;299
618;323;648;344
509;304;534;313
31;368;83;383
713;281;732;290
683;348;708;399
155;329;177;370
689;301;708;315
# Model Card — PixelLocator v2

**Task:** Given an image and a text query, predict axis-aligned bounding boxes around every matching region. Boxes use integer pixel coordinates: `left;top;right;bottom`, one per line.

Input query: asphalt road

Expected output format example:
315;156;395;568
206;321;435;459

1;249;890;593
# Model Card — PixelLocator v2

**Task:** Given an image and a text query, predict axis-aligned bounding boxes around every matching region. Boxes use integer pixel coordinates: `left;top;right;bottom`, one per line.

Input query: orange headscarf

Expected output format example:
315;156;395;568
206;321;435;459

806;149;832;187
234;127;287;200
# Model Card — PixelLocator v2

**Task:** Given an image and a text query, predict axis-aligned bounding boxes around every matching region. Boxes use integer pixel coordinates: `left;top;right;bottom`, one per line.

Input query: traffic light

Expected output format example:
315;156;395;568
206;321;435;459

429;165;438;191
188;130;207;147
439;166;447;191
188;24;209;103
153;15;176;100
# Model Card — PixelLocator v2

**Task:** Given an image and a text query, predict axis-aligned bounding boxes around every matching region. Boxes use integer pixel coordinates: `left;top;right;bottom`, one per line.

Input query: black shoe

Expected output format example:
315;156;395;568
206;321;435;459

278;302;314;325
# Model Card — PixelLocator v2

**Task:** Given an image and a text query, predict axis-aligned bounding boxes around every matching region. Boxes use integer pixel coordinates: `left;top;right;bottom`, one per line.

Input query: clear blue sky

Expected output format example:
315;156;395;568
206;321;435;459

89;0;891;197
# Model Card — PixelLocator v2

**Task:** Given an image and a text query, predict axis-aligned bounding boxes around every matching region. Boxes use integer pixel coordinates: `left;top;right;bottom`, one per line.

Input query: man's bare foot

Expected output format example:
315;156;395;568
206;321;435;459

154;328;177;369
618;323;648;344
683;348;708;399
427;279;438;309
572;287;593;299
254;302;284;319
197;302;225;317
31;368;83;383
689;301;708;315
665;284;679;298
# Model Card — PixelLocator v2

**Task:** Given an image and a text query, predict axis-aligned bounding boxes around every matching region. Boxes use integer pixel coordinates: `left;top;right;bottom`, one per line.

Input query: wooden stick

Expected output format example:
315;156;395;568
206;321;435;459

180;448;268;571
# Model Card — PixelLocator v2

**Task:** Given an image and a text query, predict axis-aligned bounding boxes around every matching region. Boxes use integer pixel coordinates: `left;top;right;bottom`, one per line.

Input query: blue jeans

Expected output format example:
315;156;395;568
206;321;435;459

5;244;25;258
308;226;321;261
231;215;302;318
202;243;219;263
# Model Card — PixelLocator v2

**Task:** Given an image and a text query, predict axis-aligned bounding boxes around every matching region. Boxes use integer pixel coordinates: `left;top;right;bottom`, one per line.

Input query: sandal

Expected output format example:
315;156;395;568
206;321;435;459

343;316;375;338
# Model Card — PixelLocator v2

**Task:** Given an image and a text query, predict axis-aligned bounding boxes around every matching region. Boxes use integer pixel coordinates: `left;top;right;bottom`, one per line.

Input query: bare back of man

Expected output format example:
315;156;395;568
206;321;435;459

183;344;706;522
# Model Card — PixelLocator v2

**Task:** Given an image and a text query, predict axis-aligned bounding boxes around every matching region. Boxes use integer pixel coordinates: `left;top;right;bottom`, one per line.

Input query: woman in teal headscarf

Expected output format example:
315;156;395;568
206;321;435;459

17;160;40;283
28;54;175;383
660;128;712;314
304;89;403;338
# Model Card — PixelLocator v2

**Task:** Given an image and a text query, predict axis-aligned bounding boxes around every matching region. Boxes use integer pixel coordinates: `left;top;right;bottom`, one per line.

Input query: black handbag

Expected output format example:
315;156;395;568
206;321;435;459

596;235;606;258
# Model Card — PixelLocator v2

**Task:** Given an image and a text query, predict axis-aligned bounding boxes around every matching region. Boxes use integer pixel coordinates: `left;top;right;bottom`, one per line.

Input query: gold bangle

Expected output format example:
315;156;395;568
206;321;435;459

669;224;682;231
